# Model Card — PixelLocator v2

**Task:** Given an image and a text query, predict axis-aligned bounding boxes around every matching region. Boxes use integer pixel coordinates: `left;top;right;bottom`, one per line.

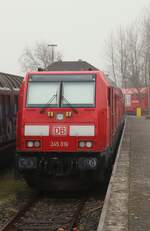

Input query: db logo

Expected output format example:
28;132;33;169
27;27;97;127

52;126;67;136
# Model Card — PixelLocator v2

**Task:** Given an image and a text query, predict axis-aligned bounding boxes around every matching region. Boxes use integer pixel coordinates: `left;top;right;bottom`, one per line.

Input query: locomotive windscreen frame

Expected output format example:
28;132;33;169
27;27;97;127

27;74;96;108
29;74;96;82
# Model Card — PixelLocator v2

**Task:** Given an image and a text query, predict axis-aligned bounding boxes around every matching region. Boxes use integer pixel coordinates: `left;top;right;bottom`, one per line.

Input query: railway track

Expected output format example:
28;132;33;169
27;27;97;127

1;192;104;231
0;141;15;151
0;141;15;168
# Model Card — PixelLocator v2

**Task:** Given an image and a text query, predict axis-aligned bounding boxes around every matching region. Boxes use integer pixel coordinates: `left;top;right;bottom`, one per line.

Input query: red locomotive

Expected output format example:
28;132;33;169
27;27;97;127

16;70;124;189
122;88;148;115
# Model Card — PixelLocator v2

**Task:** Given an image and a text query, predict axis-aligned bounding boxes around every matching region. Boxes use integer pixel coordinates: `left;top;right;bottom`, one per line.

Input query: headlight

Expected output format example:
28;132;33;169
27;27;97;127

65;112;72;117
27;141;34;148
86;141;93;148
26;140;41;148
79;141;93;148
34;140;40;147
79;141;86;148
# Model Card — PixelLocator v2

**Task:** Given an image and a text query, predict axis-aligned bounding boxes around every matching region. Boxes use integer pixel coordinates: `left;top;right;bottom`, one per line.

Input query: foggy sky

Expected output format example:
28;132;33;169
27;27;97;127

0;0;150;76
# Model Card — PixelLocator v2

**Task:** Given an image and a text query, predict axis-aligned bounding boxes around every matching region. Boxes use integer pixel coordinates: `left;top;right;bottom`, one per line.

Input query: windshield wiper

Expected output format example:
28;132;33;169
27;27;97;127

40;94;57;113
62;95;78;114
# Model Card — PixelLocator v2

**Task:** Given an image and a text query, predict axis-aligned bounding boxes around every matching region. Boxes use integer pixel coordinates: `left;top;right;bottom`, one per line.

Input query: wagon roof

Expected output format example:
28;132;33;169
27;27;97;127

0;72;23;89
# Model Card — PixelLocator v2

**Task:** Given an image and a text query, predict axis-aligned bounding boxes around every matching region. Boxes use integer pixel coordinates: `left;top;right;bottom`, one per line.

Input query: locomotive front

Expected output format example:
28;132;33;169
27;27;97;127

16;71;108;187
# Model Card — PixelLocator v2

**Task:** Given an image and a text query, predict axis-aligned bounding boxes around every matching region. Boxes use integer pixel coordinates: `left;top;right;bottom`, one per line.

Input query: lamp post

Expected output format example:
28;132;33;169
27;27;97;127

123;78;128;89
48;44;57;63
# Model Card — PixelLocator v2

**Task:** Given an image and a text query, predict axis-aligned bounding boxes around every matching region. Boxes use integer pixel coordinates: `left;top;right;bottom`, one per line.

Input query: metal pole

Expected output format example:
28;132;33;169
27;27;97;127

48;44;57;62
148;57;150;115
145;55;150;118
148;78;150;114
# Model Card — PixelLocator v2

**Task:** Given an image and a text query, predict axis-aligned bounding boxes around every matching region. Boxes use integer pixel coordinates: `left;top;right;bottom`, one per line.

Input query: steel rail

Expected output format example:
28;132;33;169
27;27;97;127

69;198;87;231
0;141;15;152
1;195;38;231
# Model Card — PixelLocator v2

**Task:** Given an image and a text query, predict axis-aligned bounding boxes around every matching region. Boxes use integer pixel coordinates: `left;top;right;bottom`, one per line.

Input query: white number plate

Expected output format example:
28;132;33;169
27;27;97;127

52;126;68;136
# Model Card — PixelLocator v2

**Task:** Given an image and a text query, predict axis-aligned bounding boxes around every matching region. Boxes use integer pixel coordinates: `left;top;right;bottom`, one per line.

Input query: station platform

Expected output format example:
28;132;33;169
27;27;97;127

97;116;150;231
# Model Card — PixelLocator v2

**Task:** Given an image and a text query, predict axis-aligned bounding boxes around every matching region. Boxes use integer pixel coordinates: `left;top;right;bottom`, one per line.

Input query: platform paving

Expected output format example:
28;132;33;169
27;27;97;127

97;116;150;231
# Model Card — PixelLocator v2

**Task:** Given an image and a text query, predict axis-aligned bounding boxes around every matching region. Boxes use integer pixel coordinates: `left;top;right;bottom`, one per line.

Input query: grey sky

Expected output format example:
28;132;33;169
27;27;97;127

0;0;150;76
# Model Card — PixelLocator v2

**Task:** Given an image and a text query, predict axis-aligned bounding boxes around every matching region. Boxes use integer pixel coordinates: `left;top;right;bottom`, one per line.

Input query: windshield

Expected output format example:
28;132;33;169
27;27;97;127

26;74;96;108
27;82;60;107
62;82;95;107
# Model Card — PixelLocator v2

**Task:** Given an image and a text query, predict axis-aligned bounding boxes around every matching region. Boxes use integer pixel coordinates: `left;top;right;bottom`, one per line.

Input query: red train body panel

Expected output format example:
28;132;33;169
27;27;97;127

123;88;148;115
16;71;124;189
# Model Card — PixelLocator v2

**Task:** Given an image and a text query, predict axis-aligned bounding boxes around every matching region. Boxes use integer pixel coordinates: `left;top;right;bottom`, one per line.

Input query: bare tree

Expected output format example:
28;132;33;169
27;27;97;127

117;28;128;87
105;6;150;113
106;34;118;84
19;41;62;72
106;20;145;89
127;26;143;85
141;11;150;86
106;29;128;86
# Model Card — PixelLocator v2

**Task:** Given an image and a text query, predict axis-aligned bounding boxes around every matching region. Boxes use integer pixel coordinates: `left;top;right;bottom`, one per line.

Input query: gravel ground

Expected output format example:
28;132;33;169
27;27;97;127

14;194;104;231
79;196;104;231
15;197;83;230
0;169;34;229
0;169;106;231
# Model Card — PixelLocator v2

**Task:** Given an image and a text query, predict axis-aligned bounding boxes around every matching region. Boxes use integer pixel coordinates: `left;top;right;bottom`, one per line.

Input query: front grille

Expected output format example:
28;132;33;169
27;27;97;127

38;157;77;176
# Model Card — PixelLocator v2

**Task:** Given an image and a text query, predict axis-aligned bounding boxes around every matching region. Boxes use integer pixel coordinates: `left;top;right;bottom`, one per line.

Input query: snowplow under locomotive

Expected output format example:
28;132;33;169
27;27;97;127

16;70;124;190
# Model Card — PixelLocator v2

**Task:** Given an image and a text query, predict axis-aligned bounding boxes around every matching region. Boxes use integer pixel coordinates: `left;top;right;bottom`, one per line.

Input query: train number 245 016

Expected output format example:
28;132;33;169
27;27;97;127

50;141;69;147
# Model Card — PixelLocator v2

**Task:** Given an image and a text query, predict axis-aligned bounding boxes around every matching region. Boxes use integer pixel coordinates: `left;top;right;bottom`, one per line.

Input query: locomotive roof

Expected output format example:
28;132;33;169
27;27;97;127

47;61;99;71
0;72;23;89
105;75;117;87
47;61;117;87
